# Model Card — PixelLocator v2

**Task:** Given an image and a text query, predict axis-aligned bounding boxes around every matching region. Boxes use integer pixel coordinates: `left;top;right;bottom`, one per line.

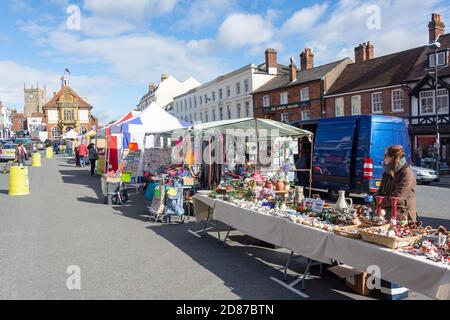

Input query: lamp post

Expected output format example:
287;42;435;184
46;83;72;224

428;39;441;181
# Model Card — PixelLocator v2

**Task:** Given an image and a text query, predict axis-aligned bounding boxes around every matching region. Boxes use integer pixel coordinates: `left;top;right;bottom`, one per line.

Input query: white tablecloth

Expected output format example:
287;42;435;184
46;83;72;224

325;233;450;300
192;193;217;222
213;200;332;264
193;195;450;299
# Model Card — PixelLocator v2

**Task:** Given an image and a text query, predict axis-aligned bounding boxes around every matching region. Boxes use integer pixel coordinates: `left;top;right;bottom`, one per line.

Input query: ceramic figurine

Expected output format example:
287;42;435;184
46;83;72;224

335;190;353;212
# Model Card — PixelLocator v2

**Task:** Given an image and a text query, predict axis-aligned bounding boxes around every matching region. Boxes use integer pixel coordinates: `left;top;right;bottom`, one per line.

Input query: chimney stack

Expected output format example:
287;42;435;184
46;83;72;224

365;41;374;60
429;13;445;43
289;57;297;82
355;43;367;63
265;48;278;75
149;82;157;93
161;74;169;82
354;42;375;63
300;48;314;71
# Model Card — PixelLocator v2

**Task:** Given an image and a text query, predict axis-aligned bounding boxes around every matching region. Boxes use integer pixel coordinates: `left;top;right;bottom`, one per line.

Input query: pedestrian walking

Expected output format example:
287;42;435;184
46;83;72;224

66;139;73;157
87;143;98;176
77;142;88;168
53;142;59;155
15;143;28;166
74;140;80;166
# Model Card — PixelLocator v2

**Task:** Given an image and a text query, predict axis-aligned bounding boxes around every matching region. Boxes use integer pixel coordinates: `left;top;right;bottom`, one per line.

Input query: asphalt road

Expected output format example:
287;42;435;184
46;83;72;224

0;155;447;300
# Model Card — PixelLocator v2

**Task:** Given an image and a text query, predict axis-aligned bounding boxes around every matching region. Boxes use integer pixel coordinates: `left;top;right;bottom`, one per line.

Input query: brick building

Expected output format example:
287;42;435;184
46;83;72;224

324;13;450;171
42;72;97;139
323;44;423;120
253;12;450;172
253;48;351;126
406;14;450;170
12;111;26;133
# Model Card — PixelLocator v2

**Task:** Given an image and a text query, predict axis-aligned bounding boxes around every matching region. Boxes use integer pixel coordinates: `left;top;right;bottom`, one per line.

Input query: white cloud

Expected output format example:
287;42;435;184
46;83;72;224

303;0;446;65
80;17;137;37
83;0;177;19
280;3;328;35
177;0;237;31
217;13;274;48
249;41;284;57
41;30;226;84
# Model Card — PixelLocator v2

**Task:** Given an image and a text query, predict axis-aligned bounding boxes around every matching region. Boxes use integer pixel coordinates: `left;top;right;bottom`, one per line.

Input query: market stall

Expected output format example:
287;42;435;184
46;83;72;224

110;102;188;150
105;110;140;173
192;190;450;300
185;118;449;299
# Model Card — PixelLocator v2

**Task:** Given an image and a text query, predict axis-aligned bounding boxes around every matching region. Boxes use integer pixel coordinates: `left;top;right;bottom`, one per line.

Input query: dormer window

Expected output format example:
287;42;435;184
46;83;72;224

429;51;447;68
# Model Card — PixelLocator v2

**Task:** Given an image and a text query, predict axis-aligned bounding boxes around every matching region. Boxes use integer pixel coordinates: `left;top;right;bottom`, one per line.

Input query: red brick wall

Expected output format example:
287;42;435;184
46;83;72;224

253;81;323;122
324;87;410;118
12;114;26;132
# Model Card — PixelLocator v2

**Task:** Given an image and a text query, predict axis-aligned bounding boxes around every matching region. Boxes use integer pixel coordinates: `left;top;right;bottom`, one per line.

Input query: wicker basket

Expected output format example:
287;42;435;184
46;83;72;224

334;225;363;239
360;226;422;249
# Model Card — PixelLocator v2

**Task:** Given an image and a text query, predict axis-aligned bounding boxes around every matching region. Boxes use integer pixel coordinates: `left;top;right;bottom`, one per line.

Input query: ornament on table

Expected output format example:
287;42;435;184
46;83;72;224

390;196;399;225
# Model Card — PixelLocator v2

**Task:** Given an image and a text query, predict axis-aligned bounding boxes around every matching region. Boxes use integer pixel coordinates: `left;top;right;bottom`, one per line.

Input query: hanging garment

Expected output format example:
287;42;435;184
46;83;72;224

149;184;165;215
144;181;159;201
164;187;185;217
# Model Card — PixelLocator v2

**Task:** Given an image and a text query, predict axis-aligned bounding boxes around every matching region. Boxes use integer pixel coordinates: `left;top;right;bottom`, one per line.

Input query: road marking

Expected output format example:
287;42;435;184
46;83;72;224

188;227;214;238
270;277;310;298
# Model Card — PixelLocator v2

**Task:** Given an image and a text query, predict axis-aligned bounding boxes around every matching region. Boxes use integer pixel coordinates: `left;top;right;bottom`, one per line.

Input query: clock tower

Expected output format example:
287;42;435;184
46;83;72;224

24;83;47;117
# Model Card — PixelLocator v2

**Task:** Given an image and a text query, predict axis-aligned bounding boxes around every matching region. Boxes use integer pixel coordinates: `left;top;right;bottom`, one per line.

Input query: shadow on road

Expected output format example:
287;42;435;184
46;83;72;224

58;168;103;200
145;221;357;300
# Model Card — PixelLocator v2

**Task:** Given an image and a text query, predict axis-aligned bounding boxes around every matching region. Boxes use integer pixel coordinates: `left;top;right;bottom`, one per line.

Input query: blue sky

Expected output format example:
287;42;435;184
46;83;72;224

1;0;450;124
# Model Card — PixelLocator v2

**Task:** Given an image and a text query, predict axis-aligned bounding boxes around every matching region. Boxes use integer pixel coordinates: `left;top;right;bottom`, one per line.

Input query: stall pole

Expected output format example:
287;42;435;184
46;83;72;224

308;146;313;198
255;118;259;171
105;130;110;173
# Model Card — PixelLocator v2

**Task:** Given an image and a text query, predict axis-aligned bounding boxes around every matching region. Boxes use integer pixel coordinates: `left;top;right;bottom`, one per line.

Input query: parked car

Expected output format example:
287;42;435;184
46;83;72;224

0;143;18;161
411;165;438;185
311;115;412;200
45;139;53;148
36;141;45;150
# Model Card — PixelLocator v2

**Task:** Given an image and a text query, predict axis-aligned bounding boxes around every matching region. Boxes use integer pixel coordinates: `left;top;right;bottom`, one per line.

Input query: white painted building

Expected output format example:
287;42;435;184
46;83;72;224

136;74;201;111
0;102;13;138
172;49;287;124
27;117;45;133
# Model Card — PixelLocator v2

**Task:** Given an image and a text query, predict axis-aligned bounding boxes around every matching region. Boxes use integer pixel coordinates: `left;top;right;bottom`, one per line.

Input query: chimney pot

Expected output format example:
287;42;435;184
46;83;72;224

289;57;297;82
300;48;314;71
265;48;278;75
354;42;374;63
429;13;445;43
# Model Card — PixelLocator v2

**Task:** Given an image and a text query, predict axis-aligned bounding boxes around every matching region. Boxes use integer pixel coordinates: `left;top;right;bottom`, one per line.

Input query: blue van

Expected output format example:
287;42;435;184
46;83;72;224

311;115;411;200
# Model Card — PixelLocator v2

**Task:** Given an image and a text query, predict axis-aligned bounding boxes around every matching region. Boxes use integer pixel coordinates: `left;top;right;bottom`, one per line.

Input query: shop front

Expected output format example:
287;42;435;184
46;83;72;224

411;125;450;174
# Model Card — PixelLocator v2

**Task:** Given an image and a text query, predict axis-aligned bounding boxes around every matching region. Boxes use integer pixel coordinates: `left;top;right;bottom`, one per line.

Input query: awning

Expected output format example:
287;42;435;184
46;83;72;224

111;102;191;134
191;118;313;138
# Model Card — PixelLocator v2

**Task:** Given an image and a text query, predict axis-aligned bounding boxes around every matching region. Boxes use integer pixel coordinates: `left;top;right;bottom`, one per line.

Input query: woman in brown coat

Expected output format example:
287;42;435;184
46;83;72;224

376;145;417;222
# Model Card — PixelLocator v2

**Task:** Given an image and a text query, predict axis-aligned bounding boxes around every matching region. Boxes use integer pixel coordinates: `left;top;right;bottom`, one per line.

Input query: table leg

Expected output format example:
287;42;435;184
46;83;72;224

221;226;232;247
301;259;313;290
284;251;294;281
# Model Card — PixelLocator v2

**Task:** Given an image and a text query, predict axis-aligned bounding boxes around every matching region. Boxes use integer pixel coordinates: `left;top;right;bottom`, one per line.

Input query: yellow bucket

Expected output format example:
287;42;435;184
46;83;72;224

9;166;30;196
46;147;53;159
32;153;41;167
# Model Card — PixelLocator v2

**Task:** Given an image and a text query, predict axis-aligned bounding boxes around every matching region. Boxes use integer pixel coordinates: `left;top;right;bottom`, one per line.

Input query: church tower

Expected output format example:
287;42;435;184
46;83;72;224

23;83;47;117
